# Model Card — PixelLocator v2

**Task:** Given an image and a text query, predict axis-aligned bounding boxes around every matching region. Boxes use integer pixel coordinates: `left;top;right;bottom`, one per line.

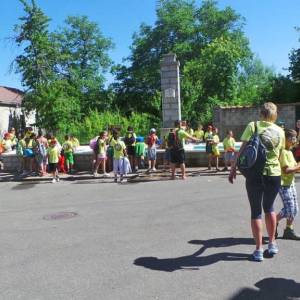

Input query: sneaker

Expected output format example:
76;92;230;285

283;227;300;240
268;243;279;255
152;167;157;172
93;172;98;177
252;249;264;262
52;178;56;184
56;176;60;182
103;173;110;177
114;178;118;183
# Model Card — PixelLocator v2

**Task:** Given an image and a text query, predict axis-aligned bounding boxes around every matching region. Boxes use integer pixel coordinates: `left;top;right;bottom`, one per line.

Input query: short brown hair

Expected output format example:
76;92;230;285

260;102;277;122
284;129;297;140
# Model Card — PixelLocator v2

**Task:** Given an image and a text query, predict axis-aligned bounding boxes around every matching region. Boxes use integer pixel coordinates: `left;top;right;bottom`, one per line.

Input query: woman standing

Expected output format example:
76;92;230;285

229;102;285;261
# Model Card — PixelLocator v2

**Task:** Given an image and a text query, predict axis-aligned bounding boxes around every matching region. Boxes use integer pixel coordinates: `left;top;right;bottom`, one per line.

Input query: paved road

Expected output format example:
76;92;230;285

1;174;300;300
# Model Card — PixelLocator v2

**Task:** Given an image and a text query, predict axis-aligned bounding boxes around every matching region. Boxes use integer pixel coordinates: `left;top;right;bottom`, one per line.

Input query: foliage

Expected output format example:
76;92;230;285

56;111;157;144
52;16;114;115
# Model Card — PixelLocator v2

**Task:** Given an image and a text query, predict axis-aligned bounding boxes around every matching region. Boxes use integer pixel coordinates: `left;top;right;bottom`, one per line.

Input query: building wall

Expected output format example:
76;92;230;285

213;104;298;140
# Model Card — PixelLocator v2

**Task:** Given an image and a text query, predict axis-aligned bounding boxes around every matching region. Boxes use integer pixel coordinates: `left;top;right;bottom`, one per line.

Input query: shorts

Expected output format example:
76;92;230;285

97;153;107;160
246;175;281;219
113;158;124;175
65;152;74;165
36;154;47;165
147;148;157;161
279;184;299;219
224;152;235;162
164;149;170;162
126;145;135;156
170;148;185;165
206;143;213;154
48;163;58;172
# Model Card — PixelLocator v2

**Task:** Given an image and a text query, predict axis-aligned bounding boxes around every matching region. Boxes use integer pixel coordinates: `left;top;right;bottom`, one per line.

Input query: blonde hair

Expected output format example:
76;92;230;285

260;102;277;122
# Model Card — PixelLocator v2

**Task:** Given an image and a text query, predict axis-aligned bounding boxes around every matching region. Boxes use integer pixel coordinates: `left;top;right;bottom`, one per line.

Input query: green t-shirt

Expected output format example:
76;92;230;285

223;137;235;152
280;149;297;186
177;129;190;144
135;142;145;157
47;145;59;163
110;139;126;159
194;129;204;140
204;131;213;142
63;141;73;153
241;121;285;176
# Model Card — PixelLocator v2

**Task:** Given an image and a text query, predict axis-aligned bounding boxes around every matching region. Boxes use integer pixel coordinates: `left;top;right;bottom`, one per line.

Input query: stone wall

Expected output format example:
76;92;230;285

213;103;299;139
1;149;224;172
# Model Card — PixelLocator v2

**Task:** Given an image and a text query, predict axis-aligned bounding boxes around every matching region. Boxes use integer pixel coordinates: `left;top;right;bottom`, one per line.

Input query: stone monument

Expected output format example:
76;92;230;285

161;53;181;130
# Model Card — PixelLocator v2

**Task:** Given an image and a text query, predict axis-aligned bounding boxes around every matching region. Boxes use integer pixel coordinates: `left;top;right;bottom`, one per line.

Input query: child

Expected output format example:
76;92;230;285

110;130;127;182
94;131;109;177
124;126;136;171
146;128;158;171
212;127;220;171
135;137;146;170
222;130;236;171
63;135;74;174
194;124;204;142
276;129;300;240
163;129;172;171
205;125;214;170
47;137;60;183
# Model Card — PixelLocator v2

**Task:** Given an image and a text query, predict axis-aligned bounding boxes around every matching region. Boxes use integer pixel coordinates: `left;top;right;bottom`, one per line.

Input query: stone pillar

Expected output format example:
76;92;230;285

161;53;181;128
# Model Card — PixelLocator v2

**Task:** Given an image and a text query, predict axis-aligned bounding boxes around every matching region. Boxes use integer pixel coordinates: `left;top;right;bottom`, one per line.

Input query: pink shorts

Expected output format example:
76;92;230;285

97;154;107;160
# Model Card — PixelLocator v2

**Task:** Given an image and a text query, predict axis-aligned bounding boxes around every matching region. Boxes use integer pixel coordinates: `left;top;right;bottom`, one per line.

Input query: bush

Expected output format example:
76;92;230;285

56;110;159;144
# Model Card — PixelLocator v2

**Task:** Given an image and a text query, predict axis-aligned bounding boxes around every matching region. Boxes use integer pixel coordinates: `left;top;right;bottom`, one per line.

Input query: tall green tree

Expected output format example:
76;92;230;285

113;0;255;123
53;16;114;115
14;0;81;131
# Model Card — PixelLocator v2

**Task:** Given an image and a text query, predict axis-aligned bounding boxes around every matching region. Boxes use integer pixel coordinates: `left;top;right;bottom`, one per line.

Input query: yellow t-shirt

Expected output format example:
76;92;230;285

63;141;73;153
280;149;297;186
47;145;59;163
212;134;220;156
110;139;126;159
204;131;213;142
70;138;80;148
194;129;204;140
97;138;106;155
241;121;285;176
223;137;235;152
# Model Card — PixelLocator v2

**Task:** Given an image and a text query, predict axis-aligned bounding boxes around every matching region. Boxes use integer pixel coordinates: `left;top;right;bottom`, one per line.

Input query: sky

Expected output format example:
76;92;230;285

1;0;300;90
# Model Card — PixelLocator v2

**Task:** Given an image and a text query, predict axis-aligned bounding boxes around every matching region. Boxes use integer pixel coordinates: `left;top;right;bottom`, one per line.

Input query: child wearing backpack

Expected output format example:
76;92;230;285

135;137;146;170
93;131;109;177
146;128;158;172
110;130;127;182
275;129;300;240
62;135;74;174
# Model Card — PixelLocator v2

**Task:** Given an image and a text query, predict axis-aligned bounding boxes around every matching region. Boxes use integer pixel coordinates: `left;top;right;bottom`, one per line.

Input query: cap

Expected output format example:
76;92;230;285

150;128;156;133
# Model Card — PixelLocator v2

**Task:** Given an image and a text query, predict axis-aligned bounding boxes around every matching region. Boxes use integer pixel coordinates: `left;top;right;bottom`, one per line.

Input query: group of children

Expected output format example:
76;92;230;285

91;127;159;182
0;127;80;183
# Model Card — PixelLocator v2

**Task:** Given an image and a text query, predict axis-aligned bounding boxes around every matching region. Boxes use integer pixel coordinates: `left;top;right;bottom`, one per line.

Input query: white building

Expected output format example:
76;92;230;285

0;86;35;137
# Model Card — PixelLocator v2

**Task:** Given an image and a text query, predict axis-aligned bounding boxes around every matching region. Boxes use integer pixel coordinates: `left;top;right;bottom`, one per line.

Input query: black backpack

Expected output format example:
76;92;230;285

168;130;183;150
237;122;267;180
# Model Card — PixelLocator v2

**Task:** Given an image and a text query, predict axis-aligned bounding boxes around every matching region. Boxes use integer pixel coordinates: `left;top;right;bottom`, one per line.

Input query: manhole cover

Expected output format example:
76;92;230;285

43;212;78;220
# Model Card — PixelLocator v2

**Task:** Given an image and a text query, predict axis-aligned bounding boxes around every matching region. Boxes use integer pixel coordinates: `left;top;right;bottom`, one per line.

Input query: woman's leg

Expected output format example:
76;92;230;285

251;219;263;250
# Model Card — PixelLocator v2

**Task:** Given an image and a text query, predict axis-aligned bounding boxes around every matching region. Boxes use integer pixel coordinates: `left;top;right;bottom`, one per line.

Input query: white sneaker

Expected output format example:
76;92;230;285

93;172;98;177
52;178;56;184
103;173;110;177
56;177;60;182
152;167;157;171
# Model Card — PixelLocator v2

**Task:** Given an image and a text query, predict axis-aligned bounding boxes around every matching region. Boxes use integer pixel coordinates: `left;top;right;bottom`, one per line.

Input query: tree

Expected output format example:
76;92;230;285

52;16;114;115
113;0;255;123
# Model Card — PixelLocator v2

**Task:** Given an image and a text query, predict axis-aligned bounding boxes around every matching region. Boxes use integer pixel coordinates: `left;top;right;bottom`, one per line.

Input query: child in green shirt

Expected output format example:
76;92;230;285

276;129;300;240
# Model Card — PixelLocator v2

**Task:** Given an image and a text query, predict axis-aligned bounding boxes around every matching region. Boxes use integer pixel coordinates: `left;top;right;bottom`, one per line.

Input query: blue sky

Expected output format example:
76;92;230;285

1;0;300;90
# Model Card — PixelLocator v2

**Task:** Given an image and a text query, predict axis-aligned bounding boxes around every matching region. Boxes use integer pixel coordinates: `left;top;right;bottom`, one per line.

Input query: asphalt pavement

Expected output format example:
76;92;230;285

1;172;300;300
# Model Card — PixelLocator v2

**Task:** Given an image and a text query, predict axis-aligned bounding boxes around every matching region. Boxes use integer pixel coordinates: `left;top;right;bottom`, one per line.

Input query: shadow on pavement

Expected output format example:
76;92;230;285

229;277;300;300
134;237;253;272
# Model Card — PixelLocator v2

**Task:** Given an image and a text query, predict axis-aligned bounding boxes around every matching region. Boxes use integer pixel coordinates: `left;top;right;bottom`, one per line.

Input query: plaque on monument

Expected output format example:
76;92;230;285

164;88;176;98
